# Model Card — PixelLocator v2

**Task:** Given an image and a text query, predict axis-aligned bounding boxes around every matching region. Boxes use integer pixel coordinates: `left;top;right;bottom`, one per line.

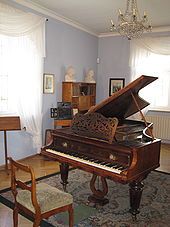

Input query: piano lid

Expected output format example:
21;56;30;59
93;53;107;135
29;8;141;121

88;75;158;121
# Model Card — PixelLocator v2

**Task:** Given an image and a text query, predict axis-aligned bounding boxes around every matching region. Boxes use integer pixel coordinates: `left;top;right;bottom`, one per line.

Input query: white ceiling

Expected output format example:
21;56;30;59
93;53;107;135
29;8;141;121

14;0;170;36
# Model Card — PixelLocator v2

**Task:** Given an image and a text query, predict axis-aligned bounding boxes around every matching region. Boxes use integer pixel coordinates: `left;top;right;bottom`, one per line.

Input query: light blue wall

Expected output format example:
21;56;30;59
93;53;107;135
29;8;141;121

97;36;130;103
42;18;98;141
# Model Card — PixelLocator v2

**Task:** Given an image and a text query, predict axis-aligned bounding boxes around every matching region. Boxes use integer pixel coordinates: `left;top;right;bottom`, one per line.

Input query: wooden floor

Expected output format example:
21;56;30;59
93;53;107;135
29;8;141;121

0;143;170;227
0;154;60;190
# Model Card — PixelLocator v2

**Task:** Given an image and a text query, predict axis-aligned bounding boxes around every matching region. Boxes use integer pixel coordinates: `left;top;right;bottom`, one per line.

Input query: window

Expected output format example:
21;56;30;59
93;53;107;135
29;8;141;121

134;52;170;108
0;2;45;151
130;37;170;111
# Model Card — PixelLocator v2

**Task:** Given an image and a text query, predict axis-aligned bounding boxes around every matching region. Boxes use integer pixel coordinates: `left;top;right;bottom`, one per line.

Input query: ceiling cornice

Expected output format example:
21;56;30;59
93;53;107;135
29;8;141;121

151;26;170;33
99;26;170;38
12;0;98;37
12;0;170;38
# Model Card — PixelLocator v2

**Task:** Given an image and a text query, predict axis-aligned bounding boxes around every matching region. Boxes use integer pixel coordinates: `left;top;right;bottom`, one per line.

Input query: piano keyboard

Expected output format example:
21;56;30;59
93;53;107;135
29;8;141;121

46;149;125;174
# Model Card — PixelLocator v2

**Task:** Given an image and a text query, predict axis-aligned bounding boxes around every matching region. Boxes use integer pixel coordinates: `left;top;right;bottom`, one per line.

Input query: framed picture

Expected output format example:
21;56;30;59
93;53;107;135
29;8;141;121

109;78;125;96
43;73;54;94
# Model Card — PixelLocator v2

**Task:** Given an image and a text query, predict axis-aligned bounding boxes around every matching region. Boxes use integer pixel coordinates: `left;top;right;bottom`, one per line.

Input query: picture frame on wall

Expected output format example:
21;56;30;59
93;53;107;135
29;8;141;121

109;78;125;96
43;73;54;94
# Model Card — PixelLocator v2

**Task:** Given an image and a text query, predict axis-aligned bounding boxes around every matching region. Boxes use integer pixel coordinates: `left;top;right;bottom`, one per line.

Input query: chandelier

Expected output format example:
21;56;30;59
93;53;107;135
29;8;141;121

110;0;152;40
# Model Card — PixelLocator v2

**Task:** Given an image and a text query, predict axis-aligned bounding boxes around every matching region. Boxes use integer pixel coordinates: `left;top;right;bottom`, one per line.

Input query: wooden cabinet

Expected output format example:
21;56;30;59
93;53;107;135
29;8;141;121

62;82;96;112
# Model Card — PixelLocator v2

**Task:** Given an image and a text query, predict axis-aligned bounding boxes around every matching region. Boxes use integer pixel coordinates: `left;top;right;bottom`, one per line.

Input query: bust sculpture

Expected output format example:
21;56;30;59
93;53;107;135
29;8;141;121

65;66;76;82
85;69;96;83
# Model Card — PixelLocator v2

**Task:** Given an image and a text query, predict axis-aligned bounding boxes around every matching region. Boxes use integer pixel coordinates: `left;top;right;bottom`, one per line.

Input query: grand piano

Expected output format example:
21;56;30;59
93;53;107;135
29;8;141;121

41;75;161;218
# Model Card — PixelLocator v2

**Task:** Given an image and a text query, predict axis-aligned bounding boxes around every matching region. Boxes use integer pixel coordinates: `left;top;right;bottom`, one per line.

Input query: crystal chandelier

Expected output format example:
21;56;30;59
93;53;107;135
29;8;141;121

110;0;152;40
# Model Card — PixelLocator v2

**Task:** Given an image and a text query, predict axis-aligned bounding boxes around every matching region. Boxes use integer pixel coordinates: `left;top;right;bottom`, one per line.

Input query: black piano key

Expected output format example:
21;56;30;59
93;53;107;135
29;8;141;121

106;163;118;168
74;153;80;157
82;156;90;160
115;164;123;169
78;155;86;159
104;162;112;165
117;166;125;170
112;165;121;169
116;165;122;170
100;161;109;165
105;163;112;167
70;152;79;157
88;158;95;162
119;166;128;171
94;160;103;164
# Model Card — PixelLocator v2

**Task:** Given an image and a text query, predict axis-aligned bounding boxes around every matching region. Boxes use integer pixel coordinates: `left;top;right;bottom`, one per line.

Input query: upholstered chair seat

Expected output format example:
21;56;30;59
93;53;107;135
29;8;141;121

17;182;73;213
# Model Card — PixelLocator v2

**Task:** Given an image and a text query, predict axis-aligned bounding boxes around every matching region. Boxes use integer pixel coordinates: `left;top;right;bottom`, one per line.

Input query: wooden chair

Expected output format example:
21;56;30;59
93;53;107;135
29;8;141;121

9;157;74;227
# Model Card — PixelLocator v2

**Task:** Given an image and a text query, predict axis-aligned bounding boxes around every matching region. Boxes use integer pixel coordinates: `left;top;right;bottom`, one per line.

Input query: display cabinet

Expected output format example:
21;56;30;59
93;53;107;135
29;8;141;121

62;82;96;112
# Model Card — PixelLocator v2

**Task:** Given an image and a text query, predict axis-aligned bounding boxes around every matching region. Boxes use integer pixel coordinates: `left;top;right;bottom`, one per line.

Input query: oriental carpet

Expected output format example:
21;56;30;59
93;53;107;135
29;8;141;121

0;169;170;227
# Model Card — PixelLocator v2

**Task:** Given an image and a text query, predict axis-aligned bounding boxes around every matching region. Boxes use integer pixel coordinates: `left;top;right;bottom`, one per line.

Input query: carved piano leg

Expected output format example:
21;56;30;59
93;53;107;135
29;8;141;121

129;181;144;219
88;174;109;206
60;163;69;191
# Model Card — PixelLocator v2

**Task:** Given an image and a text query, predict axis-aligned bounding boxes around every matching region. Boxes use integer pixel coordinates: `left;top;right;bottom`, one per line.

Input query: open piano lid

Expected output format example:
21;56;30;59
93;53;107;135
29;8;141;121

88;75;158;122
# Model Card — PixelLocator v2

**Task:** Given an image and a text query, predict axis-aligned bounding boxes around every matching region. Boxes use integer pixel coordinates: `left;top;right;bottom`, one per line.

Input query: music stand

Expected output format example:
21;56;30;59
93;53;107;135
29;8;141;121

0;116;21;172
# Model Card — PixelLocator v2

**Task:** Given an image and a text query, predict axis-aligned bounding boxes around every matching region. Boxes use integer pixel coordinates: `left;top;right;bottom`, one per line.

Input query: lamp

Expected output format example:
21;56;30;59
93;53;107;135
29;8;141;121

110;0;152;40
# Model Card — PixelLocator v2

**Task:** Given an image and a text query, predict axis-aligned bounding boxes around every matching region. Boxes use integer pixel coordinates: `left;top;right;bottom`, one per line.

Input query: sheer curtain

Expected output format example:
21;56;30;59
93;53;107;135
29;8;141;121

129;37;170;114
0;2;45;152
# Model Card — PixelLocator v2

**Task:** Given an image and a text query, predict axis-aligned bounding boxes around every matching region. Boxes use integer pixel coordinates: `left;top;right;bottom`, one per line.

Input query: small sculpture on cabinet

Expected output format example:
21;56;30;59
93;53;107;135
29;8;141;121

85;69;96;83
65;66;76;82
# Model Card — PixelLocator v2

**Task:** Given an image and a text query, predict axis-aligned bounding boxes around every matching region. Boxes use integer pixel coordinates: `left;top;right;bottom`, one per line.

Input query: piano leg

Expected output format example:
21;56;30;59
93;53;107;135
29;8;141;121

129;181;144;218
88;174;109;206
60;163;69;191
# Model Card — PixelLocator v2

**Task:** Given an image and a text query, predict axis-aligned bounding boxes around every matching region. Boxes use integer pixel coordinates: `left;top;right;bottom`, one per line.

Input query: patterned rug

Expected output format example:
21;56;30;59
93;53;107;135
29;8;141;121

0;169;170;227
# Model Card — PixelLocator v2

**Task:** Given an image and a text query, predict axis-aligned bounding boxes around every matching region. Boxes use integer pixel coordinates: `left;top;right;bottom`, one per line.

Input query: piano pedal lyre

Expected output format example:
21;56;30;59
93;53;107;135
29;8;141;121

88;174;109;206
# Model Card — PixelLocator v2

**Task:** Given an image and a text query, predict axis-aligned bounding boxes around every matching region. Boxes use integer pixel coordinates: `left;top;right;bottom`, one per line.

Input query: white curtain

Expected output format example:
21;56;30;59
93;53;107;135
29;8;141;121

0;2;45;152
129;37;170;115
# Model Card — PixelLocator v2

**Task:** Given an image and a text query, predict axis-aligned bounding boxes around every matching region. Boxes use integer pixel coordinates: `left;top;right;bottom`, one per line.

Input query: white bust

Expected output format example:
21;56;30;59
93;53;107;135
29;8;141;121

85;69;96;83
65;66;76;82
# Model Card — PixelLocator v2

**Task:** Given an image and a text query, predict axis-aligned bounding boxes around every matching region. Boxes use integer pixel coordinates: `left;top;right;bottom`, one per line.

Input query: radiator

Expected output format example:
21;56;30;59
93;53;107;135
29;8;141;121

145;115;170;141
